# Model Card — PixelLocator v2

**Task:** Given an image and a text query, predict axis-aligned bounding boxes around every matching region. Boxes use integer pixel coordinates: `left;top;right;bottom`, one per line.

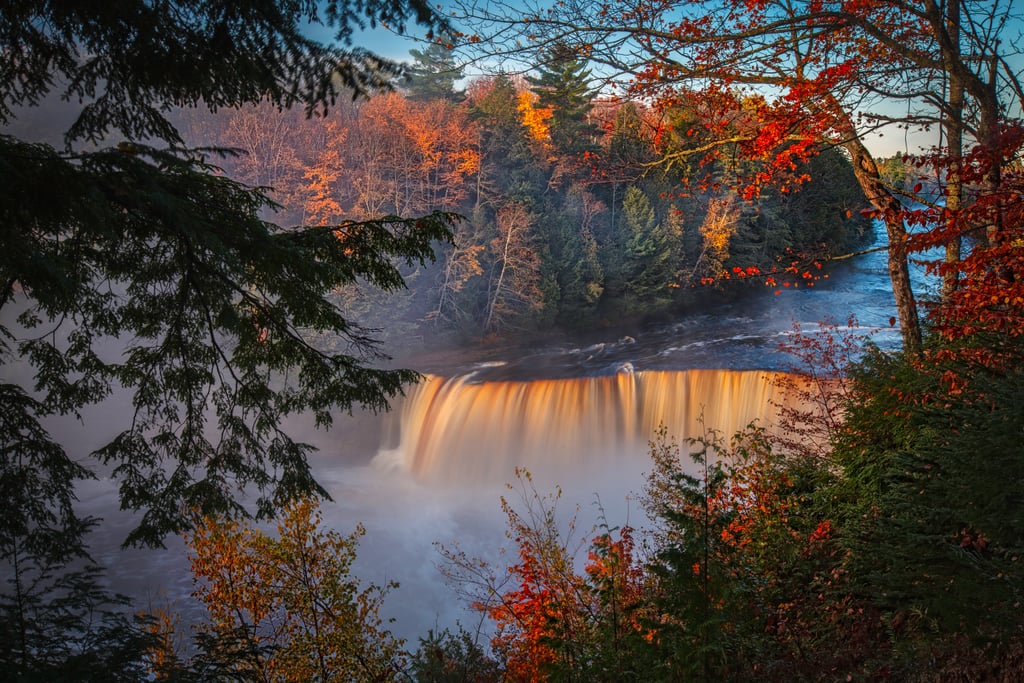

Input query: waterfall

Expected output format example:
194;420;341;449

374;368;807;486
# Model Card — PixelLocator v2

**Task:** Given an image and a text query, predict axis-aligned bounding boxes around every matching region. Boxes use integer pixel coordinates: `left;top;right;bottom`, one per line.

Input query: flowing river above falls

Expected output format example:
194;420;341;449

72;222;934;643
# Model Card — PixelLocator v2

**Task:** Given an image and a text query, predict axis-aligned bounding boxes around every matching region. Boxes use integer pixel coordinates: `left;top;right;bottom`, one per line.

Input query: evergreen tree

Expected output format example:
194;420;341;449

1;0;453;550
409;626;502;682
1;0;454;675
546;186;606;324
828;346;1024;676
470;74;546;205
527;48;599;159
623;186;679;303
608;101;654;172
405;41;465;102
0;511;159;681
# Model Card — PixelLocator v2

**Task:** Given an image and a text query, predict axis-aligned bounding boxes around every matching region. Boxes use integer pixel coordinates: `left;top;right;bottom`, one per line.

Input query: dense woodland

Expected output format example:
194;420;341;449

3;0;1024;681
174;48;873;343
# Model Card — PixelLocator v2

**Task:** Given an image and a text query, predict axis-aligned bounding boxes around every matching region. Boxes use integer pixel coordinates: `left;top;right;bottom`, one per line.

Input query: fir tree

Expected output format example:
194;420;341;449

405;41;465;102
527;47;600;159
623;187;678;302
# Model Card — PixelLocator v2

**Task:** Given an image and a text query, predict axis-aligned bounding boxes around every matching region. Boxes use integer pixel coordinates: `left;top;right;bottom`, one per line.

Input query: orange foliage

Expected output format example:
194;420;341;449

452;469;649;680
302;121;346;225
476;472;585;680
186;498;404;682
517;90;552;145
916;125;1024;371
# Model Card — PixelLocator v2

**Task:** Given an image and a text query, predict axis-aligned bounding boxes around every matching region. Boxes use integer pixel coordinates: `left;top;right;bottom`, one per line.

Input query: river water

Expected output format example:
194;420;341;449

72;222;934;645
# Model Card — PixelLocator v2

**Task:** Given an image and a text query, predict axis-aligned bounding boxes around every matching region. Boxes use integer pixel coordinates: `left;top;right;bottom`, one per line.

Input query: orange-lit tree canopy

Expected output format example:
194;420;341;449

448;0;1024;355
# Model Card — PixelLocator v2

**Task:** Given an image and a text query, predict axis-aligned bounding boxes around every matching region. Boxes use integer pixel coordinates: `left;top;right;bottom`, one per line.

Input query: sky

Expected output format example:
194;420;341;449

329;0;1022;161
323;4;965;159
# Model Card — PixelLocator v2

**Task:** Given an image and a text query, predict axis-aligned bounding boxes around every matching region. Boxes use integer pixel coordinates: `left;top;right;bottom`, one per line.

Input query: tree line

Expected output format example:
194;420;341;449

175;46;873;342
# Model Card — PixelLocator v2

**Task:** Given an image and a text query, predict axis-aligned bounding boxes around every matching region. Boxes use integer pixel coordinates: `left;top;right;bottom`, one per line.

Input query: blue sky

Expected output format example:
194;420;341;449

303;13;435;64
319;1;1021;159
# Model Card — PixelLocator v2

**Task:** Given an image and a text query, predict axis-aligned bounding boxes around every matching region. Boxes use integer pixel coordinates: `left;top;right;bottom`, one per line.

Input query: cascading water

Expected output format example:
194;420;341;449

54;220;902;644
374;368;810;487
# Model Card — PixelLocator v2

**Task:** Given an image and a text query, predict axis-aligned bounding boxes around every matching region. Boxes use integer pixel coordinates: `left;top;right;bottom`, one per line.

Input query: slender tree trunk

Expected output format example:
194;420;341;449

843;137;923;356
484;227;513;332
942;0;964;302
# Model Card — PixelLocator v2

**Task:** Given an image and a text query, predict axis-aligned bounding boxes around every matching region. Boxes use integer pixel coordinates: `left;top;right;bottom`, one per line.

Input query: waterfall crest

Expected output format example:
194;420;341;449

375;369;806;486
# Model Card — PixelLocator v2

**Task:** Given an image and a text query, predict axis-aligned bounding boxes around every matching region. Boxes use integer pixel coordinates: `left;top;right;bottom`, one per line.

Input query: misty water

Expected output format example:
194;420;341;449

67;222;932;644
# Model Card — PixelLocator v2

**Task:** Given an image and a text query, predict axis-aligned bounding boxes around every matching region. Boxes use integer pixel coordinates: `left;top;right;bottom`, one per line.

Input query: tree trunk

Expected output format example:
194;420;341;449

941;0;964;302
843;138;923;356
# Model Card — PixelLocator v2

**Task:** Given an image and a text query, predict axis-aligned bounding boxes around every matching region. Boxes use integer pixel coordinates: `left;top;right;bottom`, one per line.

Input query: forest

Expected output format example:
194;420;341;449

173;53;873;344
2;0;1023;681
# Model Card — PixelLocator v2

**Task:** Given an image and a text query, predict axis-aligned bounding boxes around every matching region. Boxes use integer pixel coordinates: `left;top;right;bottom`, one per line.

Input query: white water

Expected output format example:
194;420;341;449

375;369;805;486
39;221;928;645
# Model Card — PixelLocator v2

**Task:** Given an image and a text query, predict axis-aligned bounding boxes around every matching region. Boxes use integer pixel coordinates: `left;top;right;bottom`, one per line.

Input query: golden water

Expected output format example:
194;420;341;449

375;369;807;485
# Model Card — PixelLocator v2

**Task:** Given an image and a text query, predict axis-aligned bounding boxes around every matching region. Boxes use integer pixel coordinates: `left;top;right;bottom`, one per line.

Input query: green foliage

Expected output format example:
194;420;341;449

406;42;465;102
1;1;453;678
1;2;456;547
621;186;681;306
471;74;547;205
409;625;502;682
828;345;1024;676
725;149;873;271
608;102;655;173
544;211;605;325
2;136;455;545
527;49;599;159
640;426;750;680
0;516;159;682
0;0;447;145
635;420;852;682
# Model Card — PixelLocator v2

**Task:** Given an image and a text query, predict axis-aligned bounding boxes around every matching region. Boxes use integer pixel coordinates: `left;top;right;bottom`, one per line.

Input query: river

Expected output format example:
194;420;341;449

73;222;933;646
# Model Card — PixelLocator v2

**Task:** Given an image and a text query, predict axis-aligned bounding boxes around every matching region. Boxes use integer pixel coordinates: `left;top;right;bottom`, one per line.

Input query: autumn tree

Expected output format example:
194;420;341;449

221;102;305;216
183;498;405;682
635;422;867;681
347;93;478;219
299;120;349;225
692;194;740;283
484;202;545;332
439;469;648;681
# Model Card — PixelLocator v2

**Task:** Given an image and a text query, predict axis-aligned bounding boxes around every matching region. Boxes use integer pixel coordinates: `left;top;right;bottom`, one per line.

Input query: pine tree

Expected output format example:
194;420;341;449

527;48;600;160
618;186;681;309
470;74;546;204
405;41;465;102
